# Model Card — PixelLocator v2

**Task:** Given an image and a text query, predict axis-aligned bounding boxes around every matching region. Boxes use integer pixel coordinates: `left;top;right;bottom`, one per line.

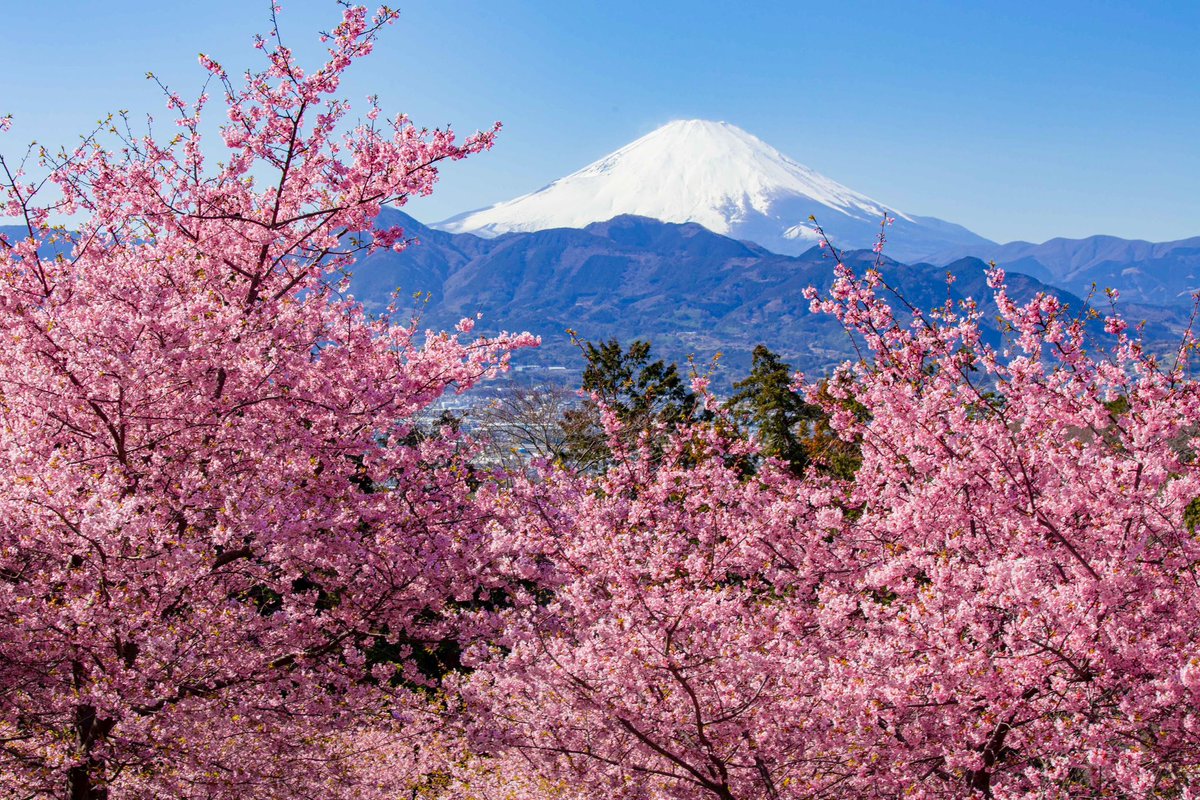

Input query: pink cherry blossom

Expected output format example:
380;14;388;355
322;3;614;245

0;6;532;798
464;229;1200;798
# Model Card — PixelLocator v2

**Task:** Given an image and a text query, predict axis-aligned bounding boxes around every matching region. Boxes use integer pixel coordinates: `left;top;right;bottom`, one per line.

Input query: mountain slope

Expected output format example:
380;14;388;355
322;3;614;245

435;120;994;263
931;235;1200;307
350;212;1175;385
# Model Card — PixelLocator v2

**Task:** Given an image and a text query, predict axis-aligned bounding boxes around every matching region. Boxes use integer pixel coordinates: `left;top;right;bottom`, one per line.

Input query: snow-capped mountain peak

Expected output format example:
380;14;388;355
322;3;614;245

435;119;991;260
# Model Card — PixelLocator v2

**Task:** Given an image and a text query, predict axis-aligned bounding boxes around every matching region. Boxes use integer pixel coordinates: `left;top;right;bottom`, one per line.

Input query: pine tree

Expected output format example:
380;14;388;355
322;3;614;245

560;338;699;469
726;345;821;475
580;338;696;426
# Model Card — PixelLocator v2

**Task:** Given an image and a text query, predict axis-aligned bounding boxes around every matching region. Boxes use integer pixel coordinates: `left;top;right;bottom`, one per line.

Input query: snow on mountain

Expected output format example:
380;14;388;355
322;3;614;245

434;119;993;262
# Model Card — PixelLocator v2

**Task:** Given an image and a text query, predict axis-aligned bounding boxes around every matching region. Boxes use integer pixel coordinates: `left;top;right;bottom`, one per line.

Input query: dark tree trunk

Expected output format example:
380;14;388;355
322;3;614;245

69;702;112;800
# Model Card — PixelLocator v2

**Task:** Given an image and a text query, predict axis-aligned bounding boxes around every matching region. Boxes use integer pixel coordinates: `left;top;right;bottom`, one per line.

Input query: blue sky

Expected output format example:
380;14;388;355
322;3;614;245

2;1;1196;244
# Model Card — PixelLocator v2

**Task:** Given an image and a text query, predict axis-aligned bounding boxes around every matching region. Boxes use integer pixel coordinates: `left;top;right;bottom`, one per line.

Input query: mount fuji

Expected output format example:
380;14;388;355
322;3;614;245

435;119;994;262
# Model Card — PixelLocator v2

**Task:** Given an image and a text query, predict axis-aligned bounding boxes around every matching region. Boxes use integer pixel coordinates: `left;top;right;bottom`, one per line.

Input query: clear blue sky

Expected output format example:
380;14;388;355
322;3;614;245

2;1;1196;244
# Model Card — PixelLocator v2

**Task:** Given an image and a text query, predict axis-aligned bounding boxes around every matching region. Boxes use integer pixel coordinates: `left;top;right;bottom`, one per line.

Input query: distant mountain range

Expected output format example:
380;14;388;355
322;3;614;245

928;236;1200;308
348;209;1188;384
432;119;1198;310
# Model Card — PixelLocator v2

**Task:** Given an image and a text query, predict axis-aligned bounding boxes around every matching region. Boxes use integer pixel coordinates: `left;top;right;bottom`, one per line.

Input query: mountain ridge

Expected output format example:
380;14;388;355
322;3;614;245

350;210;1184;386
928;235;1200;307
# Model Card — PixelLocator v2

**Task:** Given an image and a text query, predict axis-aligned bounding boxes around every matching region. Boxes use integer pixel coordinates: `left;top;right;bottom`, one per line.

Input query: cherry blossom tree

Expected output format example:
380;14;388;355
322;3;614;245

803;261;1200;797
5;4;1200;798
0;6;533;798
463;242;1200;798
460;409;860;800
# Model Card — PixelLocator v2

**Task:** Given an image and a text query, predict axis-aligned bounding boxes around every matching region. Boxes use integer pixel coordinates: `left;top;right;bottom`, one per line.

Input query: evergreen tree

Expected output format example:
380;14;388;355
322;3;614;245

580;338;697;426
562;338;699;469
726;345;821;475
